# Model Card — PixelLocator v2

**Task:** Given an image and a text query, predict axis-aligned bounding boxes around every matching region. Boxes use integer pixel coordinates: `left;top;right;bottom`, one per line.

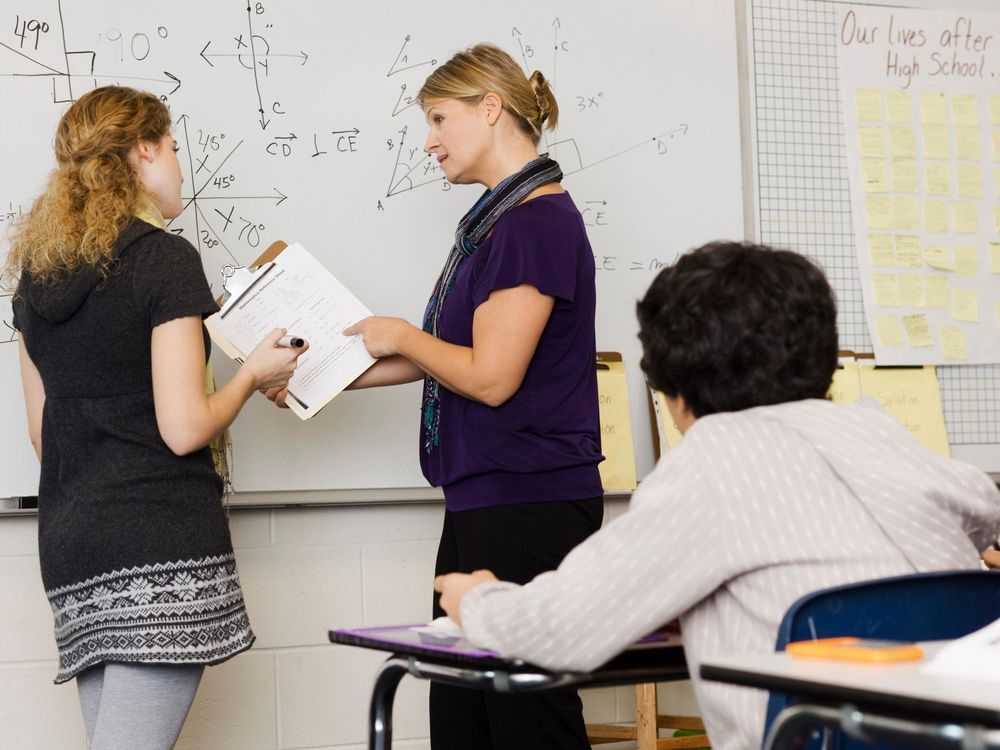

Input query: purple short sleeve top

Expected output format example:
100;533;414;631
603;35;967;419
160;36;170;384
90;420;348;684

420;191;604;511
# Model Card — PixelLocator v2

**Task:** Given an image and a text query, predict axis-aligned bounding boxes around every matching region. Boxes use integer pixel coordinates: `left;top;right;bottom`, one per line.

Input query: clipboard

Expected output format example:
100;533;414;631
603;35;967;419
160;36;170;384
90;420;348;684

595;352;637;490
205;240;376;420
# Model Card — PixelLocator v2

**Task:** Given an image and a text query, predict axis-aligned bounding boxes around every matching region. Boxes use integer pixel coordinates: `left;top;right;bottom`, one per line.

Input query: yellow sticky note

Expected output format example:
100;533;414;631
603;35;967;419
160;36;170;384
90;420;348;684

921;92;949;124
856;89;883;122
869;234;895;267
925;275;950;308
892;158;918;193
902;314;934;347
990;242;1000;274
923;200;949;233
956;127;981;161
953;245;979;277
873;274;901;306
952;202;978;234
951;94;980;127
858;126;886;158
866;195;892;229
923;244;952;271
940;326;967;360
858;365;949;457
889;126;916;158
957;164;983;198
951;288;979;322
922;125;950;159
875;316;904;347
893;196;919;230
894;235;922;268
886;90;912;123
925;162;951;195
992;131;1000;162
991;95;1000;126
899;275;924;307
596;359;637;490
861;159;889;193
828;359;862;403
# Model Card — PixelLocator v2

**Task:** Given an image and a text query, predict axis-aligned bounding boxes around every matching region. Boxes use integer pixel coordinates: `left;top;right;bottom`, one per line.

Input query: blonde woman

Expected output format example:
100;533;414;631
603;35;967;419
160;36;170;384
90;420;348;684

6;86;304;750
342;44;603;749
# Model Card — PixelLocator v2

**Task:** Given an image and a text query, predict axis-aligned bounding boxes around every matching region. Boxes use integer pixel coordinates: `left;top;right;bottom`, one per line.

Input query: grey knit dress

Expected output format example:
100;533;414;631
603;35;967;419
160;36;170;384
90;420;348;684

13;220;254;683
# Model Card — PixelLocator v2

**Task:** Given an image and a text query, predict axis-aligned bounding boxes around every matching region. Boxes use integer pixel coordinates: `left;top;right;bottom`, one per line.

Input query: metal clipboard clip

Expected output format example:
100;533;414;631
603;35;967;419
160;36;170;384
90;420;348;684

218;261;277;318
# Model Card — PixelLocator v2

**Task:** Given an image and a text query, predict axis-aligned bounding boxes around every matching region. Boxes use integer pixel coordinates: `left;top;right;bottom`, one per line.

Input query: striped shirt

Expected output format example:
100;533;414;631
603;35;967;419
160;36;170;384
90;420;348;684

460;399;1000;750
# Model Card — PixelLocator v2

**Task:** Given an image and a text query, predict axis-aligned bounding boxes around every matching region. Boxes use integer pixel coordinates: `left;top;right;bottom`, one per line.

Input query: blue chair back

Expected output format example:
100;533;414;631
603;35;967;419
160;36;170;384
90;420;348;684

763;570;1000;749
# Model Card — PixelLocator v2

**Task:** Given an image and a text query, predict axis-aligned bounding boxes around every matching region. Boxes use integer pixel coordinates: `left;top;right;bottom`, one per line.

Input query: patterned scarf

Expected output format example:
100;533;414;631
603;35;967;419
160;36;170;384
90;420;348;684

420;154;563;453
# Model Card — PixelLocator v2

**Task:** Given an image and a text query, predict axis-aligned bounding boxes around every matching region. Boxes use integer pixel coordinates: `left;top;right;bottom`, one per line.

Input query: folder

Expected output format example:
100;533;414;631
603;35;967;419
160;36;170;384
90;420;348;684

596;352;637;490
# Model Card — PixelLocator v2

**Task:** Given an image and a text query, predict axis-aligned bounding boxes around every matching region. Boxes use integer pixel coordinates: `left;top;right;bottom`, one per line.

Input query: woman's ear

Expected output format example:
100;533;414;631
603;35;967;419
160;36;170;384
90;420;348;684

482;92;502;125
128;140;156;167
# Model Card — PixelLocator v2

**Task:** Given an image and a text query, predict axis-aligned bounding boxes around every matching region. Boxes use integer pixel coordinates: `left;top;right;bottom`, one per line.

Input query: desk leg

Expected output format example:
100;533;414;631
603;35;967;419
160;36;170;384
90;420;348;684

763;705;840;750
370;656;410;750
764;704;996;750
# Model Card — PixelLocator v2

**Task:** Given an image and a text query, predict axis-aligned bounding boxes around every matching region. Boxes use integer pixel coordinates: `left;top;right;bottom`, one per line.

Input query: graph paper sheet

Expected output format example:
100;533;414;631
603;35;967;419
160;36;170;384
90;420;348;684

750;0;1000;444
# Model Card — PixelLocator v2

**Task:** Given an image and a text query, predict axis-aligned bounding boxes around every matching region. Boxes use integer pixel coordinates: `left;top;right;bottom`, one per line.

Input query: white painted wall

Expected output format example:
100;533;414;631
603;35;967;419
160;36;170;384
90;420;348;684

0;498;698;749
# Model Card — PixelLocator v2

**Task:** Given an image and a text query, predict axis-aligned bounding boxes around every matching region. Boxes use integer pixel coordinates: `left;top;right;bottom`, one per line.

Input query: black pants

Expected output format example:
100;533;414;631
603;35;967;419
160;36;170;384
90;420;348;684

430;497;604;750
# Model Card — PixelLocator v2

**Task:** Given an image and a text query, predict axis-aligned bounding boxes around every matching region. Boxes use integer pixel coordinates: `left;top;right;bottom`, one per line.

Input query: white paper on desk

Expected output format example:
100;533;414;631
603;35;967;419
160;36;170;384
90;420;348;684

920;616;1000;682
205;242;376;420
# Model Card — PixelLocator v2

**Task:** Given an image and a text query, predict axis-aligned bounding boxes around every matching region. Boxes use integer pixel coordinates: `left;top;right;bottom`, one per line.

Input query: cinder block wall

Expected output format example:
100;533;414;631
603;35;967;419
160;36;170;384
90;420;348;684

0;498;698;749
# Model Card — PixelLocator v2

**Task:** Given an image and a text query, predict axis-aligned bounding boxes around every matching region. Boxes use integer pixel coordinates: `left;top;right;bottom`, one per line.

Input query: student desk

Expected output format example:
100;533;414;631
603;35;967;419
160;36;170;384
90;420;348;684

699;642;1000;750
329;624;689;750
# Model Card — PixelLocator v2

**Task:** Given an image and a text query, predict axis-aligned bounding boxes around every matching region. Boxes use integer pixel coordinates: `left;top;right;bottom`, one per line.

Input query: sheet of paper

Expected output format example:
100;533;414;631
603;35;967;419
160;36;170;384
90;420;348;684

836;4;1000;365
924;162;951;195
858;365;950;457
921;125;950;160
596;359;637;490
920;92;947;124
869;234;894;267
922;615;1000;681
206;242;376;420
650;387;684;452
827;359;861;403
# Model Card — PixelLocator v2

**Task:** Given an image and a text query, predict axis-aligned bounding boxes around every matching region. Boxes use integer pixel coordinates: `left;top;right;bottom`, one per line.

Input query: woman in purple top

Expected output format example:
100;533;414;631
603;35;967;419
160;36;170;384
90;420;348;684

274;43;603;749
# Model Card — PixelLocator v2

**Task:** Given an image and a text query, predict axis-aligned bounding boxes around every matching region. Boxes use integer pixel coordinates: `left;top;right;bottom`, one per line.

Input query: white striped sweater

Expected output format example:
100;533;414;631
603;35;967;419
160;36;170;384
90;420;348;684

460;399;1000;750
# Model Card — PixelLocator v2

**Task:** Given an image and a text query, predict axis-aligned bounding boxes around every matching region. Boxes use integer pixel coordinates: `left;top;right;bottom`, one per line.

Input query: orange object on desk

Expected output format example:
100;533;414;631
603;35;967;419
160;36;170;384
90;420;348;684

787;637;924;663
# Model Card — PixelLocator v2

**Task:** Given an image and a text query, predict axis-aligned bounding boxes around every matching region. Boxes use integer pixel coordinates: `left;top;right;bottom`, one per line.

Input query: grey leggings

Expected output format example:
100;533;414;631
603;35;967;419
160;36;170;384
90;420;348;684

76;663;204;750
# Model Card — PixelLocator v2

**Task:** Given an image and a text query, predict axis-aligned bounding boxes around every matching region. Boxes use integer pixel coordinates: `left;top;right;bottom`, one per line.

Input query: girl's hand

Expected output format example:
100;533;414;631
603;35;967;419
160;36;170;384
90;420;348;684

343;316;412;358
243;328;309;389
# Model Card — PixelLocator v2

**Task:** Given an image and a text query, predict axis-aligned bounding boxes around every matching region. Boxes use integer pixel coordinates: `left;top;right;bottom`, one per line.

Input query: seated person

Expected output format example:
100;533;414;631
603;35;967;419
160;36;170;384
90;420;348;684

435;241;1000;750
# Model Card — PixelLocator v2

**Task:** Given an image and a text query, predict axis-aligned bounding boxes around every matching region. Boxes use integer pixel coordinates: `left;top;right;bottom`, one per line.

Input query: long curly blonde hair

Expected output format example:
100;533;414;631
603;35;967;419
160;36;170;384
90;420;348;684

3;86;171;287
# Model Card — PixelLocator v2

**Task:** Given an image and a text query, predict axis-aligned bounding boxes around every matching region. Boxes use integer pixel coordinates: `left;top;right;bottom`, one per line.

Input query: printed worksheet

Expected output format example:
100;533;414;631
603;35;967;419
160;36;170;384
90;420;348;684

206;242;376;419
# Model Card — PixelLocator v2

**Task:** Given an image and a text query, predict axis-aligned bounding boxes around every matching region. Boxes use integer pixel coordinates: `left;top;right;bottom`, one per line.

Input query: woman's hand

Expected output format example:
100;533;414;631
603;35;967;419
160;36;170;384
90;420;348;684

243;328;309;390
263;386;289;408
343;316;413;358
433;570;499;626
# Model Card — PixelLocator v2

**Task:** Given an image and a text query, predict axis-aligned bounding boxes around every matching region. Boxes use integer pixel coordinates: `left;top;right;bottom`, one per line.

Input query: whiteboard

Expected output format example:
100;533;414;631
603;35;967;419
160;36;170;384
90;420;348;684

0;0;744;497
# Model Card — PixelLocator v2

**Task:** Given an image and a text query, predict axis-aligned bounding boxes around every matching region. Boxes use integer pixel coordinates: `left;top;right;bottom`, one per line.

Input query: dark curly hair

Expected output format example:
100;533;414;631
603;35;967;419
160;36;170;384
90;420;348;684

637;242;838;418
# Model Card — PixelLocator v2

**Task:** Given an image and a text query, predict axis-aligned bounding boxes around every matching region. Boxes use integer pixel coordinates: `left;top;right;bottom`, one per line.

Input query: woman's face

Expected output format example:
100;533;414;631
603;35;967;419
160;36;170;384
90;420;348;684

136;133;183;220
423;98;492;186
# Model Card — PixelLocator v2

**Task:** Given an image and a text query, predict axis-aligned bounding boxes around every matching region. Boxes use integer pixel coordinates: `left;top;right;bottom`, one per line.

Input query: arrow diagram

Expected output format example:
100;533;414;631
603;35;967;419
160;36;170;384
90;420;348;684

556;124;690;176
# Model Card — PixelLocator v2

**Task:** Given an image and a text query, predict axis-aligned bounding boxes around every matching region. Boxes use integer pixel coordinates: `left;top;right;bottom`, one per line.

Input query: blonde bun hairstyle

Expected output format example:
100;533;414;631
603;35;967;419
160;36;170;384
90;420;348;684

417;43;558;144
